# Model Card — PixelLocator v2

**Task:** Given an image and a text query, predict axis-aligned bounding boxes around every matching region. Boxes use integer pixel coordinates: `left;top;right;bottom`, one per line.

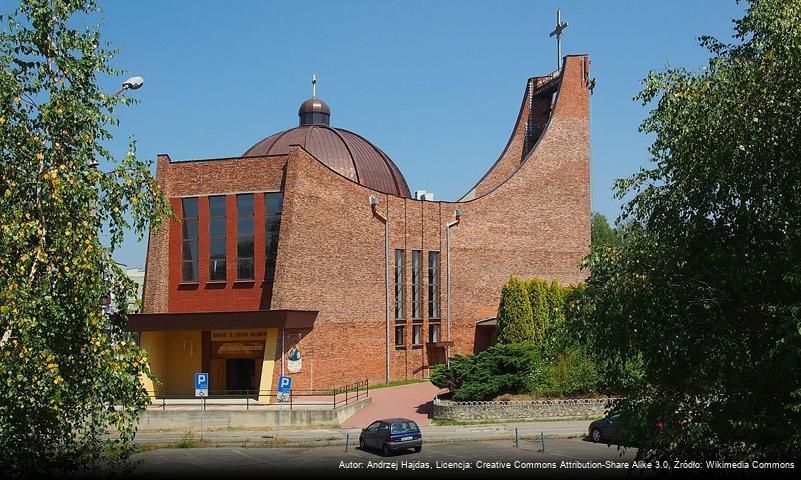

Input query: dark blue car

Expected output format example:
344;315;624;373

359;418;422;455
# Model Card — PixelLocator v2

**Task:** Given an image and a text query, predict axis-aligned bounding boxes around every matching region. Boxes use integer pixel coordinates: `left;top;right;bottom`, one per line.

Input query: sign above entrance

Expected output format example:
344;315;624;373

213;342;264;358
211;329;269;341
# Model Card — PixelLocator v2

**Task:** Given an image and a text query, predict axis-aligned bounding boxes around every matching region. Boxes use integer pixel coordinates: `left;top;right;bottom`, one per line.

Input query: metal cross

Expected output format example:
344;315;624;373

312;73;317;98
549;9;568;70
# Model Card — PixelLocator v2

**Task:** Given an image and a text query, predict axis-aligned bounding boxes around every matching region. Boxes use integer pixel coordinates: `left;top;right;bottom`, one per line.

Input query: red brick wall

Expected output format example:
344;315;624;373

141;54;591;391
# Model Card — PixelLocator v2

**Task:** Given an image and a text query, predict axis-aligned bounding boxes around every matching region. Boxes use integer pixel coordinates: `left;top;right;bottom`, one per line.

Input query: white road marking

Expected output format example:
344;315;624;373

230;448;283;467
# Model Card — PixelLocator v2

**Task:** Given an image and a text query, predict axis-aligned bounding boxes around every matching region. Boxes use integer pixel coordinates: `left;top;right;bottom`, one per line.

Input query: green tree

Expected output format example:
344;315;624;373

0;0;170;475
495;276;534;344
526;279;550;345
581;0;801;461
590;212;617;249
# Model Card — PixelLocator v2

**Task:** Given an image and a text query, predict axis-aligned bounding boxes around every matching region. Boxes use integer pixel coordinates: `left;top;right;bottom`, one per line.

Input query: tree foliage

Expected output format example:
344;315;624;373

430;343;544;401
495;276;534;344
526;279;550;345
0;0;170;475
590;212;617;250
580;0;801;461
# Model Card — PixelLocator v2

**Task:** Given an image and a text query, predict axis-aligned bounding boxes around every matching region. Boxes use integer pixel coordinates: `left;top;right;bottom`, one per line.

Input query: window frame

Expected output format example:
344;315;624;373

428;322;441;343
428;251;441;319
180;197;199;282
236;193;255;280
394;249;405;319
411;250;422;319
208;195;227;281
412;323;423;346
394;322;406;347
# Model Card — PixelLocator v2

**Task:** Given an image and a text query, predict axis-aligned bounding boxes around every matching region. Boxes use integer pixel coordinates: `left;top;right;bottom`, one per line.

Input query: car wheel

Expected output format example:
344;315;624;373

413;446;422;453
359;437;366;450
591;428;603;443
382;444;392;456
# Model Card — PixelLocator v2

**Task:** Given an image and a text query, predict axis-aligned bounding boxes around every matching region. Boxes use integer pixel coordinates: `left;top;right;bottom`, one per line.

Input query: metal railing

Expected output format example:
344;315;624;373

147;379;369;411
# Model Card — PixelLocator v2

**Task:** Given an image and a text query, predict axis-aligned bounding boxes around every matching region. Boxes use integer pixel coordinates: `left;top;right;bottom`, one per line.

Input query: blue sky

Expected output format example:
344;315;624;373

63;0;746;267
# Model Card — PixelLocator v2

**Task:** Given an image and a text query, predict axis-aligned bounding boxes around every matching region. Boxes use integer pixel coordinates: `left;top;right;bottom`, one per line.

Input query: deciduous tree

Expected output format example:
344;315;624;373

0;0;170;475
581;0;801;461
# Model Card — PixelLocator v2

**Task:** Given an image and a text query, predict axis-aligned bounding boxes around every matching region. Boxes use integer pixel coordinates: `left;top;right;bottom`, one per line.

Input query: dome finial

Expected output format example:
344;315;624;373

312;73;317;99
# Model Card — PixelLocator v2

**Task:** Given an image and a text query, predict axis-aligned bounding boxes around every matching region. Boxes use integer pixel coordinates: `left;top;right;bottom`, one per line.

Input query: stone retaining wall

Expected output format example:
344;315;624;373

431;397;614;421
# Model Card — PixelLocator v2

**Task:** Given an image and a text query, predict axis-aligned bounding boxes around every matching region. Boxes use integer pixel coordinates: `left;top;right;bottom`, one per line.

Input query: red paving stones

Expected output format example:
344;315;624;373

342;381;446;428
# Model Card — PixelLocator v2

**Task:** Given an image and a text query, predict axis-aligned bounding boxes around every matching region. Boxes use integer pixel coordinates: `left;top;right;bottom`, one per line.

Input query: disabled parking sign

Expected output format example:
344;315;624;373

277;375;292;402
195;372;209;397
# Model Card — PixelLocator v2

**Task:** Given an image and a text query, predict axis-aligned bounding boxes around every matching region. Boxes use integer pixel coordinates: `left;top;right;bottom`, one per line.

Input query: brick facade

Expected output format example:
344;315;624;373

141;55;591;393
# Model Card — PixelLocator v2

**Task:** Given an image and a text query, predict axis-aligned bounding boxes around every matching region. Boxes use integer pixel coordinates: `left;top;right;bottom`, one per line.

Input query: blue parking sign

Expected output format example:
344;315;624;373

277;375;292;401
195;372;209;397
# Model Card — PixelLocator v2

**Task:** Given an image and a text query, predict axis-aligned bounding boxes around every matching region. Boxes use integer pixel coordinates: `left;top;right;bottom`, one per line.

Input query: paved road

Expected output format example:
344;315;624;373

132;419;593;444
342;381;446;427
128;438;641;478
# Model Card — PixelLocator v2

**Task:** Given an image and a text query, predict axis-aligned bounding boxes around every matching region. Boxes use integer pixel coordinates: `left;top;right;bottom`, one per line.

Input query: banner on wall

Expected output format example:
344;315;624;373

287;344;302;373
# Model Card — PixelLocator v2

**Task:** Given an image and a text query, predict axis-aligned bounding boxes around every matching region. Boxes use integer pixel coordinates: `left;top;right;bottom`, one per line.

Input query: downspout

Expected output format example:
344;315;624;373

370;196;390;384
445;209;463;367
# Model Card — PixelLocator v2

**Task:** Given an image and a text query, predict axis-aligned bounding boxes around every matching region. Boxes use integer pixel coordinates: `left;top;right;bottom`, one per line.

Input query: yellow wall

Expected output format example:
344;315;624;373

139;331;166;397
139;330;202;396
257;328;278;403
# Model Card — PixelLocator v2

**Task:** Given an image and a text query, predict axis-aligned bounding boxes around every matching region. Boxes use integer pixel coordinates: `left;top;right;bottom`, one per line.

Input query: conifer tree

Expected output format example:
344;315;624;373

495;276;534;344
526;279;550;345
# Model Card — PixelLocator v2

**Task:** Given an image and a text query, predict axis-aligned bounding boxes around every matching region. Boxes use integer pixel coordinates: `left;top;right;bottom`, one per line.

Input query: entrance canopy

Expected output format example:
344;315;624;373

127;309;317;332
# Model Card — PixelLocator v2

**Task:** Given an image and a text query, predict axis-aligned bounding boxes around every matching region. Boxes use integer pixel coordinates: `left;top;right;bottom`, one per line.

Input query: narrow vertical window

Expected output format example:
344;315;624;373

208;195;226;281
412;324;422;346
394;249;405;319
264;192;283;282
429;323;440;343
181;197;198;282
428;251;440;318
395;324;406;347
236;193;254;280
411;250;422;319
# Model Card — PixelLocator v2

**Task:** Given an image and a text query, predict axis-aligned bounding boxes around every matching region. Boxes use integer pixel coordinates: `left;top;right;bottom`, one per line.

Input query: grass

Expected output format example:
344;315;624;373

320;378;426;395
430;415;603;426
365;378;426;391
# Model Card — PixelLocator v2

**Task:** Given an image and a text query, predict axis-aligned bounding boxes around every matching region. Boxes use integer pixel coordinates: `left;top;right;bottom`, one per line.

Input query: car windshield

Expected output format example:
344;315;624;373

391;421;418;434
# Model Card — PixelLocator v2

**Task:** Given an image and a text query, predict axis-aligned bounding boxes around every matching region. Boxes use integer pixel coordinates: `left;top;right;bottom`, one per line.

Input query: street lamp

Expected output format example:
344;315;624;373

114;76;144;96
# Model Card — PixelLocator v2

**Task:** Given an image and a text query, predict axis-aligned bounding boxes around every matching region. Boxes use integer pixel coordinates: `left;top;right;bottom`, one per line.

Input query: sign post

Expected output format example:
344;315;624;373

195;372;209;440
276;375;292;437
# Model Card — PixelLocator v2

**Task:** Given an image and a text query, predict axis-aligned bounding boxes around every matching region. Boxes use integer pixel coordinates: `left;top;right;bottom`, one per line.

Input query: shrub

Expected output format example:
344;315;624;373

537;348;600;397
431;343;543;401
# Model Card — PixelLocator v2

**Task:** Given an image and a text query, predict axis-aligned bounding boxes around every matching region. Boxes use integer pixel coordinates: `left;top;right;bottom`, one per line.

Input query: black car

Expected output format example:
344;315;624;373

588;414;625;443
359;418;422;455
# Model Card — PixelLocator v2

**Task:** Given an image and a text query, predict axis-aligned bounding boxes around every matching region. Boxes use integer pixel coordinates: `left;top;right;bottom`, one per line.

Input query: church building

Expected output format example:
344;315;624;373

130;54;592;400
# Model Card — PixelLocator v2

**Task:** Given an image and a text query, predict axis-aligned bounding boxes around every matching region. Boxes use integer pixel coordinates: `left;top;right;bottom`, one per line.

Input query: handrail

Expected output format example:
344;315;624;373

145;379;369;411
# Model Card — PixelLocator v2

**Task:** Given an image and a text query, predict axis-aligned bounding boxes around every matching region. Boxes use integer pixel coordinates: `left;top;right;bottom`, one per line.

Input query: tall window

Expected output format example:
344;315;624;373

429;323;440;343
395;324;406;347
412;324;422;346
236;194;254;280
394;249;405;319
208;195;226;281
428;251;441;318
181;197;198;282
411;250;422;319
264;192;283;282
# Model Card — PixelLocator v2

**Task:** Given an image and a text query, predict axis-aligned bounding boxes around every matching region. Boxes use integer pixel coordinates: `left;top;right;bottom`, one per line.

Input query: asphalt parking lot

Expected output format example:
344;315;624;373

129;438;644;478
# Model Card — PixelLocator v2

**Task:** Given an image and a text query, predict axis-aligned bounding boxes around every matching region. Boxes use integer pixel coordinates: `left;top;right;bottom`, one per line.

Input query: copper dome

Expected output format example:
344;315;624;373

244;97;411;198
